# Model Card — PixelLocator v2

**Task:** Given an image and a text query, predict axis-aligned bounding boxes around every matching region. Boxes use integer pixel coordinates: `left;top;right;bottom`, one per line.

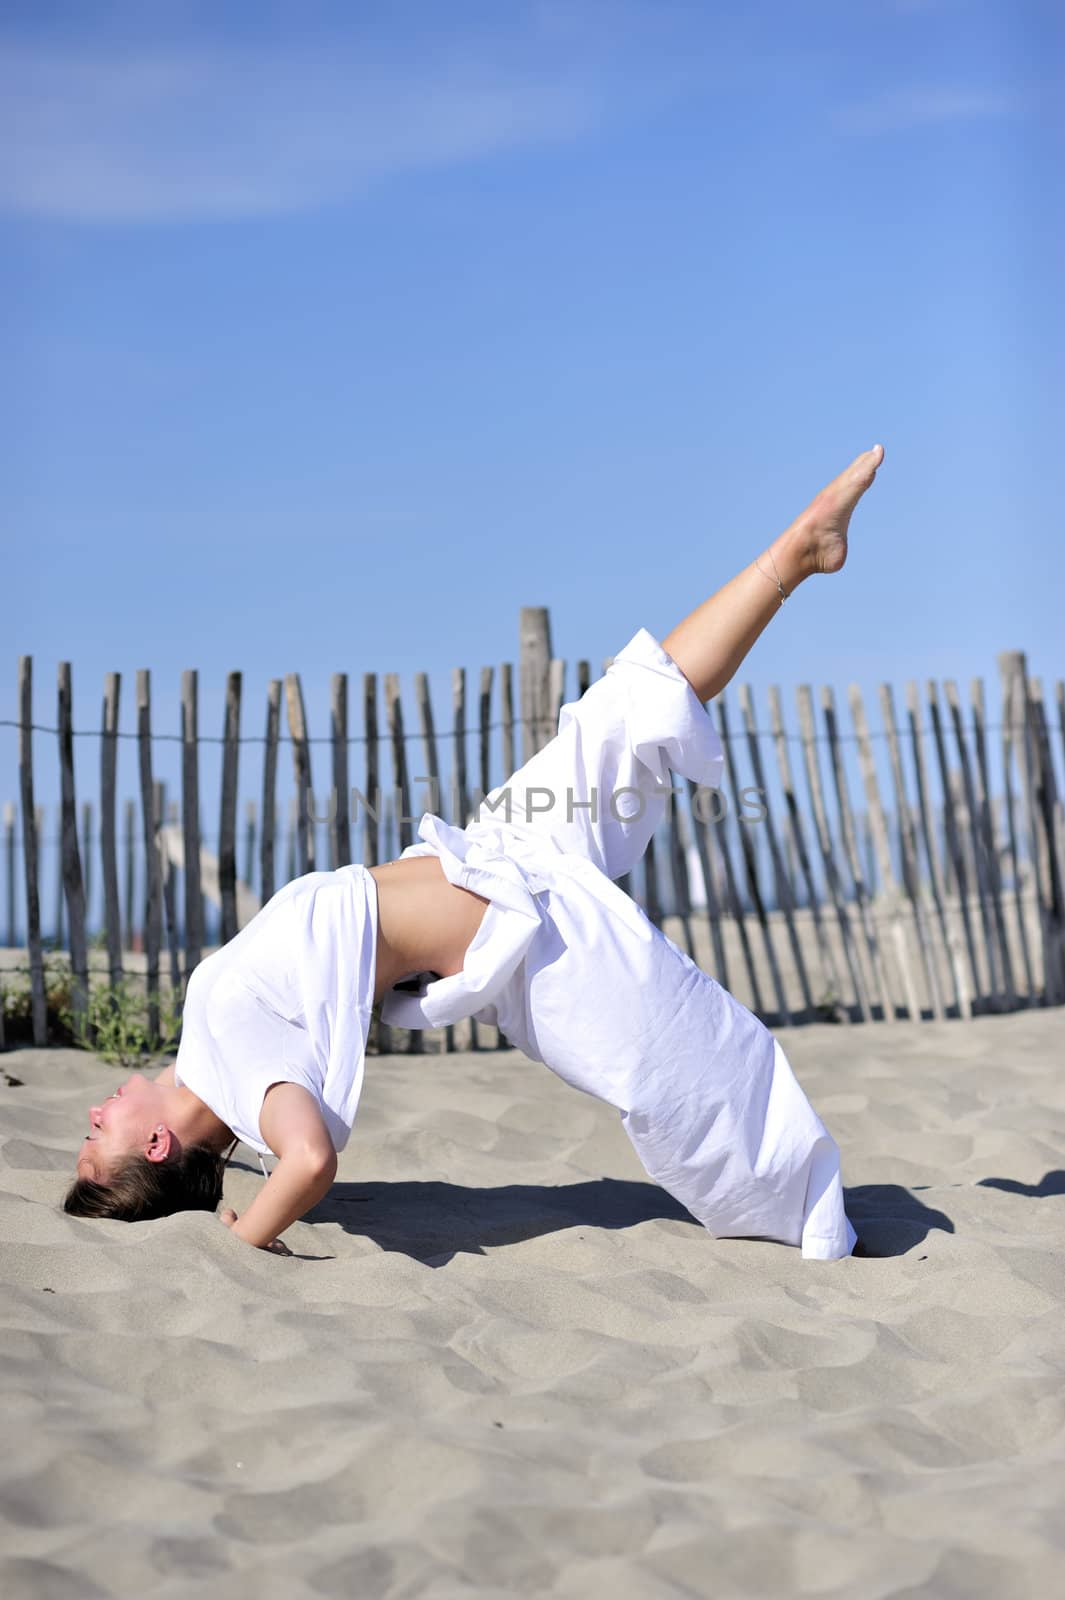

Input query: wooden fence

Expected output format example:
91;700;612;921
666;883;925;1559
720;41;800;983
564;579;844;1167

3;607;1063;1052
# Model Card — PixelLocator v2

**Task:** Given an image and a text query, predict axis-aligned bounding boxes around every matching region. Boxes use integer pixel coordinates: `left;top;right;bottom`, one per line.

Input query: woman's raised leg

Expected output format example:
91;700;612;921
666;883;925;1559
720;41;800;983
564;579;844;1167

661;445;884;703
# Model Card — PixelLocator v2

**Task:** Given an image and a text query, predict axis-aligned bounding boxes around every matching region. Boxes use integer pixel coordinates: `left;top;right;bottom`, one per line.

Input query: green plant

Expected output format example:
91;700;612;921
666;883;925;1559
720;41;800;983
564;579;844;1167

59;978;183;1068
814;985;847;1024
2;956;81;1045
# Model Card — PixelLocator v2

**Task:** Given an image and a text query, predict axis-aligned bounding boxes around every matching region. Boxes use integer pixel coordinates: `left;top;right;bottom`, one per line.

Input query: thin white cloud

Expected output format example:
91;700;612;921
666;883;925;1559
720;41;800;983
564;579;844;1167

0;38;613;223
837;86;1016;135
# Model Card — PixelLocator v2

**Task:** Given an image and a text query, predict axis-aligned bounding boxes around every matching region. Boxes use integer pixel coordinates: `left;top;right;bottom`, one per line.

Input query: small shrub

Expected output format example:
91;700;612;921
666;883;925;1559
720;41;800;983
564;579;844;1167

2;961;181;1065
60;979;182;1068
1;957;80;1046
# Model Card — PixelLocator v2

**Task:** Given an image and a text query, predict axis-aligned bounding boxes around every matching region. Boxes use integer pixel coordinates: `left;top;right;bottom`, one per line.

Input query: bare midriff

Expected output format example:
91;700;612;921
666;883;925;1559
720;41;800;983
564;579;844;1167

368;856;491;1005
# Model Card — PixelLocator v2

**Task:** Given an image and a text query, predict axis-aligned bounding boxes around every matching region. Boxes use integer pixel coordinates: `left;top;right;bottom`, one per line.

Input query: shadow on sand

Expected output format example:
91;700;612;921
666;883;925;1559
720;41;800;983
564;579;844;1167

845;1183;956;1258
311;1176;694;1265
976;1168;1065;1200
296;1176;965;1265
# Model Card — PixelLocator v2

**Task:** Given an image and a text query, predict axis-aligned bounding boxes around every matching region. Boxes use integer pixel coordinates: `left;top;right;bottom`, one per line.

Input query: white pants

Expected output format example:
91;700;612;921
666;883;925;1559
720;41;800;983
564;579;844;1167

381;628;857;1260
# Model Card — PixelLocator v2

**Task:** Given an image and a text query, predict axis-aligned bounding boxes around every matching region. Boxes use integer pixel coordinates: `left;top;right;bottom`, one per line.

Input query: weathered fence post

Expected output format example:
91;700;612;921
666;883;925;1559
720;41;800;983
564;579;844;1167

261;679;281;904
1006;658;1065;1003
81;802;93;936
995;657;1035;1004
413;669;452;1052
547;658;565;744
123;798;137;953
711;692;766;1016
665;793;696;960
718;688;787;1022
364;670;388;1053
519;606;552;761
100;673;123;988
740;683;813;1018
878;683;944;1021
4;802;15;948
331;673;351;869
927;681;985;1009
17;656;46;1043
383;673;413;1055
849;684;921;1021
477;665;494;817
219;672;242;944
181;670;203;978
500;662;515;782
285;796;297;888
969;679;1016;1008
285;674;314;876
1029;678;1065;1001
767;684;845;1019
796;684;869;1022
945;680;1003;1009
905;681;969;1018
452;667;468;831
363;673;380;869
822;685;895;1022
136;669;162;1038
156;782;181;996
243;801;257;896
687;776;731;989
54;806;64;947
385;674;412;853
57;662;89;1033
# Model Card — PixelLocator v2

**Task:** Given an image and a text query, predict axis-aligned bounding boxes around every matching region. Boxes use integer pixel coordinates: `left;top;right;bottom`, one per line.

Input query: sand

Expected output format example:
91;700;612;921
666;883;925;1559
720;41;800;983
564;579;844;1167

2;1010;1064;1598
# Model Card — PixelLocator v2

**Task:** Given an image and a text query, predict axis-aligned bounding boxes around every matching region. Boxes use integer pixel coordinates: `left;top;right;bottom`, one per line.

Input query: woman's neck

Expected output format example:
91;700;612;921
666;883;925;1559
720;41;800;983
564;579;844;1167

176;1086;236;1154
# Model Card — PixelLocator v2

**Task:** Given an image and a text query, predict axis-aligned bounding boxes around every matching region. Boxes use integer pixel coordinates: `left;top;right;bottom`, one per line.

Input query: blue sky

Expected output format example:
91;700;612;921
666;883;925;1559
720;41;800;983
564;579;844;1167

2;1;1061;907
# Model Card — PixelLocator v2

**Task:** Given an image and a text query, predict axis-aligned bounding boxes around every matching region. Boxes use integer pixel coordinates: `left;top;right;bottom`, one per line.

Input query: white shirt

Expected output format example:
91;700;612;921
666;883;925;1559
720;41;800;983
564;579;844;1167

174;864;378;1156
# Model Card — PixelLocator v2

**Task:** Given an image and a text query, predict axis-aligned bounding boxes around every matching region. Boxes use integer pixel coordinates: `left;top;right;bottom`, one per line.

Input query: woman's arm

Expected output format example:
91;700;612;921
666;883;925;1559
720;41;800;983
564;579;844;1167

221;1080;338;1251
223;1145;337;1250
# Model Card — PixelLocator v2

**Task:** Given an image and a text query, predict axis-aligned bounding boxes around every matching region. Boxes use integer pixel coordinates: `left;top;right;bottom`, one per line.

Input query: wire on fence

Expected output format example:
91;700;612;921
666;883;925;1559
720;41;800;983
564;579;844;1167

0;716;1028;749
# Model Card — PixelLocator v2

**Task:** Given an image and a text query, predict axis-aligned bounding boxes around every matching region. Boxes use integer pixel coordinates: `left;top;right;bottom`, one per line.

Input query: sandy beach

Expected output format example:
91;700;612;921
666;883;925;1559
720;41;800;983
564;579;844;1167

2;1009;1064;1598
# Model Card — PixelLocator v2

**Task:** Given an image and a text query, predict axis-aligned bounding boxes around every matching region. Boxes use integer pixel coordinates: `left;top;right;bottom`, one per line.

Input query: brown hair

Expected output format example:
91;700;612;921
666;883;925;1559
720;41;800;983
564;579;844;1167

63;1137;240;1223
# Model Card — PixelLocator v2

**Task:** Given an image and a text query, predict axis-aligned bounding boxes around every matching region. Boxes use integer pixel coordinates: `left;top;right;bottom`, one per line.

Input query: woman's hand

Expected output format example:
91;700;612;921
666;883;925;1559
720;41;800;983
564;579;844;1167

218;1206;292;1255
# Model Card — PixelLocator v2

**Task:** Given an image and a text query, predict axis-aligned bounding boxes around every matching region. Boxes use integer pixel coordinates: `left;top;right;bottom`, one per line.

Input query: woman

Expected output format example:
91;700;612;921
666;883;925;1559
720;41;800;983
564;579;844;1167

66;445;884;1259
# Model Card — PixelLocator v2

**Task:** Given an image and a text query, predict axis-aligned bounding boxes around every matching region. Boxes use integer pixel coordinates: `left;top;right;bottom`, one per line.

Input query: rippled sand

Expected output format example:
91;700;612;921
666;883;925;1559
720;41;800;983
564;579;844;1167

2;1011;1064;1598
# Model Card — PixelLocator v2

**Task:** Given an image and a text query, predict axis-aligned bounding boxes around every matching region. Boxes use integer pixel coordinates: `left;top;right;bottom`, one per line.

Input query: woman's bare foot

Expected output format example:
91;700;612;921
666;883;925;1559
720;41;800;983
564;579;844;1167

779;445;885;579
767;441;882;585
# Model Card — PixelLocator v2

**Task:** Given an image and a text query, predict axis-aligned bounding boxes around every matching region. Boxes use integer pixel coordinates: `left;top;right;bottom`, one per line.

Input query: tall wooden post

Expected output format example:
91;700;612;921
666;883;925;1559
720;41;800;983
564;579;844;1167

285;674;314;875
363;673;380;869
261;679;282;904
849;684;921;1020
331;673;351;868
3;803;15;948
57;663;89;1032
519;607;552;761
18;659;47;1043
136;669;162;1038
219;672;242;943
181;670;204;976
740;683;813;1018
100;673;123;988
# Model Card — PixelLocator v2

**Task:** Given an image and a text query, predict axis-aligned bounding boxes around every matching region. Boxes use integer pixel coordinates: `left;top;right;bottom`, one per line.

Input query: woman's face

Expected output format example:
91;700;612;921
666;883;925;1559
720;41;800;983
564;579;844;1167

76;1073;169;1184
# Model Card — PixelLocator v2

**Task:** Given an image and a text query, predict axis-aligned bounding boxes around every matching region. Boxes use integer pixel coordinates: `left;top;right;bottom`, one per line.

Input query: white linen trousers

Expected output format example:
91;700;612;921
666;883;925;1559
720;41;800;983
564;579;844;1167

381;626;858;1260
